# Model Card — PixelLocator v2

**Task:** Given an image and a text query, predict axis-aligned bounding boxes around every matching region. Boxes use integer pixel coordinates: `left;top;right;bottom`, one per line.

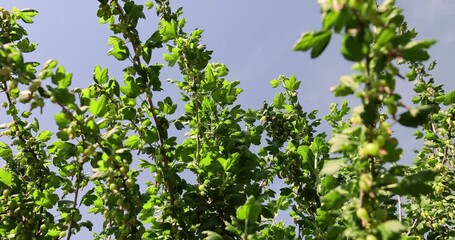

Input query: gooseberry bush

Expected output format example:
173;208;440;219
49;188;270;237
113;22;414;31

0;0;454;239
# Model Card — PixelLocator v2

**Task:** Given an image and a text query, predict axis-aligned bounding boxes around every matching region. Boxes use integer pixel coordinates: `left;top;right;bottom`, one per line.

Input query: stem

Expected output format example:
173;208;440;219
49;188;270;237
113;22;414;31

397;195;402;222
180;46;201;163
406;218;419;235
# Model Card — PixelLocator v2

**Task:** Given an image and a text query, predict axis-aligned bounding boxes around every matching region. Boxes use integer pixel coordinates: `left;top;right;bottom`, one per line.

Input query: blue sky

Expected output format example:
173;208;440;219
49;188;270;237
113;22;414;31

1;0;455;238
4;0;452;164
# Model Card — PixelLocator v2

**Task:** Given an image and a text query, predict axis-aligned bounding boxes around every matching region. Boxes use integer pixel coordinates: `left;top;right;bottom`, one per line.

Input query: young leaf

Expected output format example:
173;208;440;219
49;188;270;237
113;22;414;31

51;66;72;88
293;31;315;51
159;19;178;41
273;92;285;109
36;130;53;142
270;79;280;88
107;36;130;61
94;65;109;84
125;135;141;149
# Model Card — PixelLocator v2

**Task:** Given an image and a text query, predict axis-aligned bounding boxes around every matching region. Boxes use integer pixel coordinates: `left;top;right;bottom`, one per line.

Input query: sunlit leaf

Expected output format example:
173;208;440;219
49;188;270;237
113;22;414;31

94;65;109;84
0;143;13;162
108;36;130;61
0;168;13;187
89;95;108;117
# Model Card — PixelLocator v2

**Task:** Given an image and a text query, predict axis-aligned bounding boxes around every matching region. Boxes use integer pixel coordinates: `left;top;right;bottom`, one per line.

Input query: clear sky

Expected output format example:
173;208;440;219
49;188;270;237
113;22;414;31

1;0;455;238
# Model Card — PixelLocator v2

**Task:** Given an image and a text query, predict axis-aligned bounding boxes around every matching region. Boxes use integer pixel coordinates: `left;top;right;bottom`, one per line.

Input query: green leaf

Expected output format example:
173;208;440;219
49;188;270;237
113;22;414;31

323;11;340;30
443;90;455;105
393;171;436;197
322;188;348;210
203;231;224;240
0;168;13;187
48;227;61;237
0;142;13;161
294;31;315;52
320;159;345;176
120;76;140;98
119;106;136;120
159;19;178;41
17;38;37;53
341;34;365;61
54;112;70;128
270;79;280;88
319;176;338;195
89;95;108;117
297;145;313;164
14;8;38;23
284;75;301;91
158;97;177;115
33;190;59;209
145;1;154;9
36;130;53;142
125;135;141;149
376;29;395;46
400;40;436;62
94;65;109;84
398;105;439;128
377;220;406;240
236;196;262;222
293;30;331;58
108;36;130;61
51;66;72;89
328;134;349;152
52;88;75;105
218;153;239;172
310;31;331;58
273;92;285;109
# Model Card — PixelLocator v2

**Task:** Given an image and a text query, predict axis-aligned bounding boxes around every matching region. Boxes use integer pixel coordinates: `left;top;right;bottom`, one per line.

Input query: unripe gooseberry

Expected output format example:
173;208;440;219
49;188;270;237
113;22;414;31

3;189;11;197
154;173;162;184
39;224;47;232
50;95;57;103
359;173;373;192
126;178;135;188
363;142;379;156
29;79;41;92
109;183;118;191
356;207;370;220
18;90;32;103
366;235;378;240
59;231;66;238
119;166;128;174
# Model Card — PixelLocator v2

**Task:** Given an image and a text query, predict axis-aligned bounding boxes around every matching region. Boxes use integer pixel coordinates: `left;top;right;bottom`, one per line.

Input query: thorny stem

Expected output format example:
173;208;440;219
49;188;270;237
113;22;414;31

113;0;176;207
180;46;201;163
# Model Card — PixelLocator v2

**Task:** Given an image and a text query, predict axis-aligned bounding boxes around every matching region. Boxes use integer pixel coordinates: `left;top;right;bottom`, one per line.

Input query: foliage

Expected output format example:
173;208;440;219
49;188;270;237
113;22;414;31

0;0;454;239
